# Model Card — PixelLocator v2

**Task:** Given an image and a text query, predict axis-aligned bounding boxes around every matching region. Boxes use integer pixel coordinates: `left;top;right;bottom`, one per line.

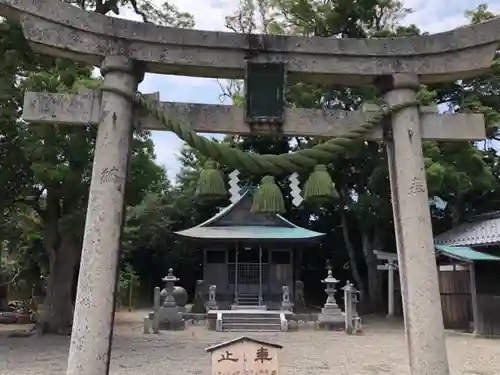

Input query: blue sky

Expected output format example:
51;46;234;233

120;0;500;180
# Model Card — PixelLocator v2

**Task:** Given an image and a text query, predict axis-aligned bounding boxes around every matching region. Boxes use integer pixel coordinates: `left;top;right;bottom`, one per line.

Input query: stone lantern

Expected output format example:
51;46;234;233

160;273;188;309
322;270;339;306
317;270;343;329
158;268;185;330
343;281;362;334
161;269;178;307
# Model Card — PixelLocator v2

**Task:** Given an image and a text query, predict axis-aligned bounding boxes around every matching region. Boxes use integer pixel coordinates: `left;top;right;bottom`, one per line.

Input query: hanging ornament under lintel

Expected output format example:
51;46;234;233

289;173;303;207
228;170;241;204
251;176;285;214
303;164;339;204
195;160;227;203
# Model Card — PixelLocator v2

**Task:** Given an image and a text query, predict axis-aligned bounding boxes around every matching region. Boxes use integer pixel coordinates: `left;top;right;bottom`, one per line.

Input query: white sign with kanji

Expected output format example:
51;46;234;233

206;336;282;375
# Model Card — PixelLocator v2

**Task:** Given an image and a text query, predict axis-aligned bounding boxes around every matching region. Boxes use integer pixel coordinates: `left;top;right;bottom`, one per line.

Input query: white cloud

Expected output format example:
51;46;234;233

113;0;500;180
168;0;237;31
402;0;500;32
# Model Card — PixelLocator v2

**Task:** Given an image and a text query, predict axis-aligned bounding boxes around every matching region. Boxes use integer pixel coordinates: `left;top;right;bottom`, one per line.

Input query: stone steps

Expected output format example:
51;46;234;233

223;323;282;332
231;304;266;310
235;293;260;306
220;311;283;332
223;317;281;324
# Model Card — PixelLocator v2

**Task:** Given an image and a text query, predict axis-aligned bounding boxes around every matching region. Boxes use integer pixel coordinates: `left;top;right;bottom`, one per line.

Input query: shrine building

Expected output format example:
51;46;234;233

175;191;325;310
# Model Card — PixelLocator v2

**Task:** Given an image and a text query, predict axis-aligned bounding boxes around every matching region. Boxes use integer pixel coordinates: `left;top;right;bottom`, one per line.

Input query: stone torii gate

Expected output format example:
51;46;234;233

1;0;499;374
374;250;399;318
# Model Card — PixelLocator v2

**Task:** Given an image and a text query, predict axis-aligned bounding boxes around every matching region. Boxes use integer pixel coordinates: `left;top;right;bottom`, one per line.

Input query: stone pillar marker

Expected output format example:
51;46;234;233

379;73;450;375
152;286;161;333
342;281;361;334
342;281;354;334
191;279;207;313
66;56;142;375
387;260;396;317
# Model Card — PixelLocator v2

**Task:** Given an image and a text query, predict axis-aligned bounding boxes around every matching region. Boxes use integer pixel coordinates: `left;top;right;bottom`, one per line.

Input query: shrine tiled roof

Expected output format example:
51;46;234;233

375;246;500;263
175;225;324;241
435;245;500;262
434;211;500;247
175;191;325;241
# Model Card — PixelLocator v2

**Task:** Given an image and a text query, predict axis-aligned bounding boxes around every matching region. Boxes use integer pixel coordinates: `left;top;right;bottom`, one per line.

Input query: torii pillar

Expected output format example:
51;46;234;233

379;73;449;375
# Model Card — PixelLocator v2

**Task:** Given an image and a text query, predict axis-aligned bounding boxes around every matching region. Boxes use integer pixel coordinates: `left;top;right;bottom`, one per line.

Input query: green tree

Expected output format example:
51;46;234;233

216;0;500;312
427;3;500;233
124;1;500;313
219;0;422;309
122;146;225;299
0;0;191;331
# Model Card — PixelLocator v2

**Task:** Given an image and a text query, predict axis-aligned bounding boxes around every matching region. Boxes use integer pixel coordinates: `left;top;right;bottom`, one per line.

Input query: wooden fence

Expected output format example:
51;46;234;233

438;270;472;330
476;294;500;336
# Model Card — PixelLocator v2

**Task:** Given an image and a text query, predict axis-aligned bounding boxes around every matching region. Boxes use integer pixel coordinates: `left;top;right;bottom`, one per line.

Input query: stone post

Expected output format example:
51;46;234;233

153;286;160;333
387;260;396;318
342;281;354;334
294;280;306;313
143;316;152;334
191;280;206;313
351;289;361;330
378;73;450;375
67;56;142;375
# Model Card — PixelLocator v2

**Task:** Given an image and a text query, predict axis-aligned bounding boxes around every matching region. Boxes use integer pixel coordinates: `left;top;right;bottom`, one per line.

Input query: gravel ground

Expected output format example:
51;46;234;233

0;311;499;375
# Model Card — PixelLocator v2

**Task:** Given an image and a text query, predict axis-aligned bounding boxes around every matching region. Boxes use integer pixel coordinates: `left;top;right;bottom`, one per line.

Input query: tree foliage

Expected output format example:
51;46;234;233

0;0;191;332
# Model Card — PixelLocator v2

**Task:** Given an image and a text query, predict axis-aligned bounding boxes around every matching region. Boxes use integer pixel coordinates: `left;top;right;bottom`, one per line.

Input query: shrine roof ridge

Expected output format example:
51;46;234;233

375;246;500;263
205;336;283;352
174;192;325;241
174;226;325;241
434;211;500;247
2;0;500;84
435;245;500;263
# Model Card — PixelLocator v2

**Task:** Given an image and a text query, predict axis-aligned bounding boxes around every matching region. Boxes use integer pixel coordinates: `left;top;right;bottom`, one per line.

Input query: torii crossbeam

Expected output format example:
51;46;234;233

23;91;485;139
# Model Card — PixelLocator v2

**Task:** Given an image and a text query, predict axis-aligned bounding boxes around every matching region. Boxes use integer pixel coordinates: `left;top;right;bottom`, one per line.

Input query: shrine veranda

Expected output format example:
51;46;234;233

1;0;500;374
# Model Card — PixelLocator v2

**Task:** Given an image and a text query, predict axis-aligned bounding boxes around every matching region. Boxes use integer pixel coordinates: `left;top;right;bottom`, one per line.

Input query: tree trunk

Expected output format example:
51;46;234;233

362;229;383;313
451;202;460;227
339;208;365;298
39;235;80;335
0;240;8;311
0;286;8;311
